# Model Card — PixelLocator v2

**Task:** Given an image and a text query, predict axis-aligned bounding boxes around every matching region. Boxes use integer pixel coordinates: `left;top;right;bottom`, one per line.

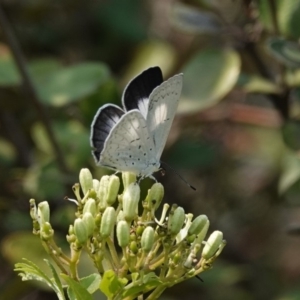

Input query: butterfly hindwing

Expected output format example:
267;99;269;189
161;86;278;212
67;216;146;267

147;73;183;159
99;110;157;174
90;104;124;162
122;67;163;119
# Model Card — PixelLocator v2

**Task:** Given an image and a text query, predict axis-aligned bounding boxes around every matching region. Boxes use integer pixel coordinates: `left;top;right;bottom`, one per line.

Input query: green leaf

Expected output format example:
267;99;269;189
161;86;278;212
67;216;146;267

237;73;281;94
122;272;161;298
29;58;63;79
99;270;127;299
279;151;300;193
0;54;21;86
14;258;53;286
266;37;300;68
14;259;66;299
61;274;93;300
258;0;300;39
35;62;110;106
170;3;222;35
179;48;240;113
44;259;65;297
79;273;101;294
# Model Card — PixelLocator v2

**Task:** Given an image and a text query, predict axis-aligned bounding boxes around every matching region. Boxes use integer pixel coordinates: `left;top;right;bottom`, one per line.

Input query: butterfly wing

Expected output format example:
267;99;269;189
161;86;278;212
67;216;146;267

147;73;183;160
90;104;124;162
99;110;159;176
122;67;163;119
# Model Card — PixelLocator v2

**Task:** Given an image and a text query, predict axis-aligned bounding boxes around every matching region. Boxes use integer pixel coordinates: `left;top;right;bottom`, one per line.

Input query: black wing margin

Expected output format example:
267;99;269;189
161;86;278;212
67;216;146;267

90;104;124;162
122;66;163;116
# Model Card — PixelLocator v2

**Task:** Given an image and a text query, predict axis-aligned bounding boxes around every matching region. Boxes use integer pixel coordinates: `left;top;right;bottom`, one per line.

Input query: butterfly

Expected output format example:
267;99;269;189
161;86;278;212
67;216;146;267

90;66;183;179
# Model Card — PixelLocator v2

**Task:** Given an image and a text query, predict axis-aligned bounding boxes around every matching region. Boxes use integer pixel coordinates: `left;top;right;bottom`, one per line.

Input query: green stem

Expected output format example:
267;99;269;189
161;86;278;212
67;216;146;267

107;237;120;269
70;246;81;280
146;285;167;300
41;241;69;274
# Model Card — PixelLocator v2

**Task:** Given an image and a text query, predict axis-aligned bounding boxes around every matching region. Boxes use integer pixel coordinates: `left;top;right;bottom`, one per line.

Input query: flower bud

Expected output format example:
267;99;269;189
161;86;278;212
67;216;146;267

122;172;136;190
83;212;95;237
97;175;110;210
188;215;208;236
145;183;164;210
141;226;155;252
92;179;100;193
79;168;93;195
117;210;125;222
100;207;116;238
74;218;88;244
40;222;54;240
193;219;210;247
123;183;140;222
37;201;50;226
105;175;120;206
83;198;97;217
129;240;138;254
202;231;223;259
29;199;37;220
168;206;185;236
116;221;130;247
72;183;81;201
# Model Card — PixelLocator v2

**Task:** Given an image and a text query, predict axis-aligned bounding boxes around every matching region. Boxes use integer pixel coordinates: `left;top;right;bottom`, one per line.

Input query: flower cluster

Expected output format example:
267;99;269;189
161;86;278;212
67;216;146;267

27;169;226;299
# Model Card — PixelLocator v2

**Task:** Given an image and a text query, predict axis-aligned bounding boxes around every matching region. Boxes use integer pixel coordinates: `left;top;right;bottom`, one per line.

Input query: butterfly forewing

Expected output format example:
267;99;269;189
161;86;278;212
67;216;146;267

90;104;124;162
122;67;163;119
99;110;158;175
147;74;183;160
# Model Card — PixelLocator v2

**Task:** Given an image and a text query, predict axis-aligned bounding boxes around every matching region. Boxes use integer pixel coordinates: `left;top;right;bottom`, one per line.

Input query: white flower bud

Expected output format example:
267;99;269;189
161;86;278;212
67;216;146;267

116;221;130;247
100;207;116;238
141;226;155;252
79;168;93;195
202;231;223;259
123;183;140;222
105;175;120;206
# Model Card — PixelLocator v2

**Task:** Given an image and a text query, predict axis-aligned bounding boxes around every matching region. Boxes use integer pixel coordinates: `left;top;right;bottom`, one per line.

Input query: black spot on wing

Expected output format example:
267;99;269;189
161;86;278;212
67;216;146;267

90;105;124;161
123;66;163;112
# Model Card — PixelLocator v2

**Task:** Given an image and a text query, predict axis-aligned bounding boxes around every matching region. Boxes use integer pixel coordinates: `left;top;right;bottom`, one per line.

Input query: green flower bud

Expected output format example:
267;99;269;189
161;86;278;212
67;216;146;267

122;172;136;190
141;226;155;252
66;234;76;243
72;183;81;202
117;210;125;222
83;198;97;217
29;199;37;220
83;212;95;237
116;220;130;247
129;240;138;254
168;206;185;236
100;207;116;238
105;175;120;206
97;175;110;210
136;225;144;237
79;168;93;195
145;183;164;210
40;222;54;240
74;218;88;244
188;215;208;236
202;231;223;259
193;219;210;247
123;183;140;222
37;201;50;226
92;179;100;193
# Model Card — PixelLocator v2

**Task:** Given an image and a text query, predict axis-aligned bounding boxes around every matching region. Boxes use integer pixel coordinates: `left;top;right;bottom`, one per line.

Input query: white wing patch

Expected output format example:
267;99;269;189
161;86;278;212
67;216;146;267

147;74;183;159
99;110;158;176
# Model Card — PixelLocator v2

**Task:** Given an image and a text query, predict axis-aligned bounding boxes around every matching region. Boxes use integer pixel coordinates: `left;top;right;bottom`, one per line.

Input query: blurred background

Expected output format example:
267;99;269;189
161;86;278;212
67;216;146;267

1;0;300;299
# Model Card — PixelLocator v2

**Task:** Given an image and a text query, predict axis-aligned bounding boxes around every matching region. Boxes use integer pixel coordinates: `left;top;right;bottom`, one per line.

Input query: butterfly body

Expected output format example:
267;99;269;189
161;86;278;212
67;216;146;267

90;67;183;179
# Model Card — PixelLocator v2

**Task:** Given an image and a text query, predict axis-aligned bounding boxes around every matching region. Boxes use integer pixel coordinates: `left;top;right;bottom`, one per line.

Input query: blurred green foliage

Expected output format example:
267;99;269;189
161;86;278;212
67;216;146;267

1;0;300;299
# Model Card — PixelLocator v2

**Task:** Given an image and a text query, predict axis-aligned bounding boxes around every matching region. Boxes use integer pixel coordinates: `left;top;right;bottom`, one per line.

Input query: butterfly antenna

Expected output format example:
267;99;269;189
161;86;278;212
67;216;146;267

160;161;196;191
